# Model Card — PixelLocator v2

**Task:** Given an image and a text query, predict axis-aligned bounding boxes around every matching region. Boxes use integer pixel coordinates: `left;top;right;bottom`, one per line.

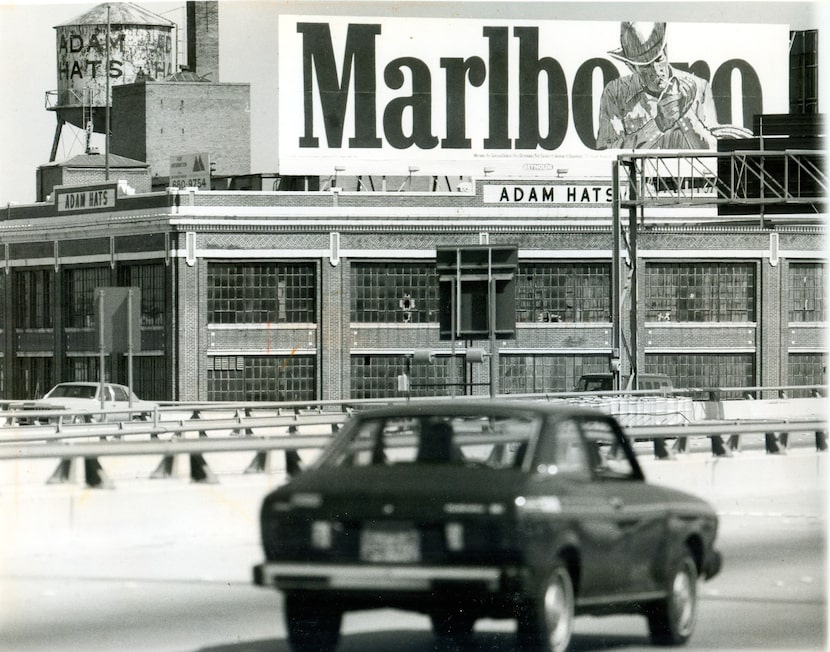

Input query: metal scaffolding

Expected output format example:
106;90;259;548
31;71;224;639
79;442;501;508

611;149;827;391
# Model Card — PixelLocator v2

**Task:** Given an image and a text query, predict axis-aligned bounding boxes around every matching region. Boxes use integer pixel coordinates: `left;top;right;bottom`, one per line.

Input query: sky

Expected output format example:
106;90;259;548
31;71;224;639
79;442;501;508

0;0;824;206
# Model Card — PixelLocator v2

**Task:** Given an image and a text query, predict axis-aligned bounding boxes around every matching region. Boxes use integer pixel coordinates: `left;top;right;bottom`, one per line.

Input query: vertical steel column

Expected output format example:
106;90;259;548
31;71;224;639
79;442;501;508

488;247;497;398
611;160;621;391
627;160;639;388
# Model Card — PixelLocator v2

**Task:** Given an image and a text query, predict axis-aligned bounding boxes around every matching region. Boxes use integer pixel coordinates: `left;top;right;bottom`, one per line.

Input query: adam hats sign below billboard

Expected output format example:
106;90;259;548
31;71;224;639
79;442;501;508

277;18;788;177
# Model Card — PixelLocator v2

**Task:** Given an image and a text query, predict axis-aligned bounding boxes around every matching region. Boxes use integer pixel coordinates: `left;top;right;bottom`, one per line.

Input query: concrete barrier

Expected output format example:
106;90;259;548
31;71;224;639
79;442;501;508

720;396;826;420
1;447;825;565
641;449;827;498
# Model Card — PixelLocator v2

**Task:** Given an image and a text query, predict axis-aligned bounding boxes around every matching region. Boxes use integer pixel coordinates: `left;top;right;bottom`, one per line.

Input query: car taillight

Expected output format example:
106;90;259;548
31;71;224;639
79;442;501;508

445;522;464;551
310;520;334;550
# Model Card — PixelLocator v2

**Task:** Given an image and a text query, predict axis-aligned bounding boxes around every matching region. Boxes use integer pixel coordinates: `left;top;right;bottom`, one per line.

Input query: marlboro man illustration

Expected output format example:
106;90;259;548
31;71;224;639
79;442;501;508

596;21;750;149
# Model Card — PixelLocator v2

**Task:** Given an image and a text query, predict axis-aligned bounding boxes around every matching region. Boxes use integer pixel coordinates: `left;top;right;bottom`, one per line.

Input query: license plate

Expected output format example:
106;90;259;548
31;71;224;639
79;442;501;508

360;526;420;563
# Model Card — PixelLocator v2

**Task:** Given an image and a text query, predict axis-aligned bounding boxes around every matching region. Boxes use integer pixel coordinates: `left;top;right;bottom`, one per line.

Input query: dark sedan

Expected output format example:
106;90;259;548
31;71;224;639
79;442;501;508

253;401;721;652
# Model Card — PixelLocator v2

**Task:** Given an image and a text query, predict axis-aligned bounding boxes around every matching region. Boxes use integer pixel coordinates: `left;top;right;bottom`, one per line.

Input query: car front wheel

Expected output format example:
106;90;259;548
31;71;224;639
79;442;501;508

645;550;698;646
516;562;575;652
284;593;342;652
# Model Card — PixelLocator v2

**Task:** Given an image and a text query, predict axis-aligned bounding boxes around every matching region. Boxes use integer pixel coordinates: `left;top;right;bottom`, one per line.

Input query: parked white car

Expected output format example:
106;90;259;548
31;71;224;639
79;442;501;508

12;382;157;425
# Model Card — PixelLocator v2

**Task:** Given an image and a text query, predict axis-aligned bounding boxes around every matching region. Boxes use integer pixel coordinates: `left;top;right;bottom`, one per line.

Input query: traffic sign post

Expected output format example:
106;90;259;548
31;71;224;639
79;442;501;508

95;287;142;407
436;246;517;397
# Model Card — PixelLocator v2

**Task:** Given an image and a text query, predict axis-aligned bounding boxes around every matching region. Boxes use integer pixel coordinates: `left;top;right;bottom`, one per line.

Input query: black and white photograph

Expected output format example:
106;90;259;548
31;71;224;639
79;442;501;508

0;1;826;650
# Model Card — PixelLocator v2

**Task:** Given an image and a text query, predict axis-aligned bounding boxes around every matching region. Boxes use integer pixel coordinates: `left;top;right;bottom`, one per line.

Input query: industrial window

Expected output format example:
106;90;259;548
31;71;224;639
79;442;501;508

14;269;54;330
790;30;819;114
63;356;99;383
350;354;465;399
788;352;827;397
117;263;166;327
789;262;825;322
207;354;316;401
131;356;167;401
62;266;110;329
207;262;316;324
644;262;756;322
515;262;611;323
14;356;54;400
646;353;755;399
350;262;439;323
501;354;610;394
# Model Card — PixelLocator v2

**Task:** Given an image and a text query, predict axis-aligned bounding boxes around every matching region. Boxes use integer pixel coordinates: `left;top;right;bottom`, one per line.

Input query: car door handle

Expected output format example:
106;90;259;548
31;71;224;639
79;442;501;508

609;496;624;510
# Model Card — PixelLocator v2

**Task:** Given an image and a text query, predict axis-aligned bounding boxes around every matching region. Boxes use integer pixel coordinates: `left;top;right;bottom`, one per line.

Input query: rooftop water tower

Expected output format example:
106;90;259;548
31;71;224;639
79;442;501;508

47;2;176;161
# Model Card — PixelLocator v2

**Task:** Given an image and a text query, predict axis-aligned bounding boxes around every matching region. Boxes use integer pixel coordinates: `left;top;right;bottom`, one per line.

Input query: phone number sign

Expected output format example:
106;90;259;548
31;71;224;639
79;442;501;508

169;152;211;189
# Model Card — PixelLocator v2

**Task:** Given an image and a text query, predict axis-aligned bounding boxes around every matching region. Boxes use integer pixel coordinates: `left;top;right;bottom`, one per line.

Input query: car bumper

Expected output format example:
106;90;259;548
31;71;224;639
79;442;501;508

253;561;506;592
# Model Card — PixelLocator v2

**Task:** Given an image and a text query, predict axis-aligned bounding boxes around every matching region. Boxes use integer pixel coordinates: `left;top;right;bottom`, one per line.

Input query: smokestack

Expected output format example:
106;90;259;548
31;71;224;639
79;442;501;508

186;1;219;81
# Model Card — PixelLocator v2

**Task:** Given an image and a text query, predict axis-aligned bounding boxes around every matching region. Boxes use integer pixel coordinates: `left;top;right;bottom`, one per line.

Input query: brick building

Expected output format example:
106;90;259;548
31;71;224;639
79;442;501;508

0;171;824;403
0;10;823;403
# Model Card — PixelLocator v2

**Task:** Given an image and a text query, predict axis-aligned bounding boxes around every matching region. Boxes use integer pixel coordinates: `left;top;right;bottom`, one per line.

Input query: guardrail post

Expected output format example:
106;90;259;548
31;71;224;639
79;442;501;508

150;438;178;479
148;420;179;479
653;435;673;460
188;410;218;483
45;413;116;486
84;456;114;489
47;457;77;484
285;421;303;477
243;407;274;474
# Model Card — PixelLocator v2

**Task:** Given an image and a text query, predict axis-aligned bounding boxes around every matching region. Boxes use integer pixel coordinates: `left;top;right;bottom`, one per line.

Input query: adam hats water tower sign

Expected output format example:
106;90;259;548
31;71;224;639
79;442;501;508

169;152;211;189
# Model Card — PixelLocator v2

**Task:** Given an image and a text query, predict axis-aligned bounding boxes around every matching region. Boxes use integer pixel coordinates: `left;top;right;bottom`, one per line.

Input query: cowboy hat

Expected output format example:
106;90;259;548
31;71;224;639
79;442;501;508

608;21;667;66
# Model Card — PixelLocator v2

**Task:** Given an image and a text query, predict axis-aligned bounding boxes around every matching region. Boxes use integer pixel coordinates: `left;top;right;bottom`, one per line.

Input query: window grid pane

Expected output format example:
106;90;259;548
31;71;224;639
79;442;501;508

62;266;110;328
350;263;439;323
14;269;54;329
789;262;825;322
644;262;755;322
515;263;611;323
117;263;166;326
501;354;610;393
787;352;827;397
207;355;316;401
14;356;54;400
646;353;755;398
207;262;316;324
350;355;465;399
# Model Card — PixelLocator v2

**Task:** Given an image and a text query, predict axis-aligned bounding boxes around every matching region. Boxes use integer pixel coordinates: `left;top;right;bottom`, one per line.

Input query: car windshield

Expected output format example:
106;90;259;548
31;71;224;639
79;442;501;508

322;413;541;470
46;384;97;399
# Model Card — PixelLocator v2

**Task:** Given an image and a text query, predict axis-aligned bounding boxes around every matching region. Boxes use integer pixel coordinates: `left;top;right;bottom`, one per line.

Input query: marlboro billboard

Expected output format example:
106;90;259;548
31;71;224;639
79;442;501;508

277;18;788;176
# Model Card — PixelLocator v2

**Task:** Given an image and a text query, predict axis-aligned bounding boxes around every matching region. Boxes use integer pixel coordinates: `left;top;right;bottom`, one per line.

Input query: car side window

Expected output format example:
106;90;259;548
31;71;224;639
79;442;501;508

534;419;590;479
112;386;129;402
554;420;590;476
580;418;637;480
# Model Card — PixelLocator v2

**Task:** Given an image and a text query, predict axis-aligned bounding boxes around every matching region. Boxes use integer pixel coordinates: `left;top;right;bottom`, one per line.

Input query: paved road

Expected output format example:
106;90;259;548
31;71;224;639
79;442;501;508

0;446;826;651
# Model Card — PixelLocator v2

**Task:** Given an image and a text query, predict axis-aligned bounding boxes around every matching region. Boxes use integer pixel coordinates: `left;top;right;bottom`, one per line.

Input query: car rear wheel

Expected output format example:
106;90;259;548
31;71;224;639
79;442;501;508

516;562;575;652
430;609;475;650
284;594;342;652
645;550;698;646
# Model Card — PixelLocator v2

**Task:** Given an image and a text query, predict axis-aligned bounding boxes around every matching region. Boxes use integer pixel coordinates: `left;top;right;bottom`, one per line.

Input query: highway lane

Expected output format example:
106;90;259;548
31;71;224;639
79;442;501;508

0;449;826;651
0;501;824;651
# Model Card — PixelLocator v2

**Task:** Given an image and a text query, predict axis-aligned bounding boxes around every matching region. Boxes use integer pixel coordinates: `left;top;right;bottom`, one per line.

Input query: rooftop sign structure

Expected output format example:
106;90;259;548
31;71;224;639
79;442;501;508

277;18;788;177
